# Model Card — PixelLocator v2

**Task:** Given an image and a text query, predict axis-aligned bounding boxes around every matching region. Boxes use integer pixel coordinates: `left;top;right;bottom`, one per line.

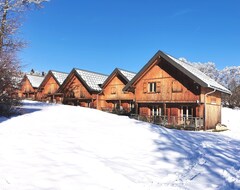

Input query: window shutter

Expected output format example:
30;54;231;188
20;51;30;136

172;81;182;92
143;82;147;93
156;82;161;93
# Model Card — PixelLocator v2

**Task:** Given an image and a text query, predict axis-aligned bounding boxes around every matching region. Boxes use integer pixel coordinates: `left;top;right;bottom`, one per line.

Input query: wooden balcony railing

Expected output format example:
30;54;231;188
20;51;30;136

129;115;204;131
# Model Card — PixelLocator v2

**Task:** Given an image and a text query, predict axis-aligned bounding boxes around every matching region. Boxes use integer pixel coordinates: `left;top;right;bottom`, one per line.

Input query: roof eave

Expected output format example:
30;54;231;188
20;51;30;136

57;68;75;93
160;52;232;95
101;68;119;88
50;71;62;86
159;52;210;87
123;51;162;91
208;85;232;95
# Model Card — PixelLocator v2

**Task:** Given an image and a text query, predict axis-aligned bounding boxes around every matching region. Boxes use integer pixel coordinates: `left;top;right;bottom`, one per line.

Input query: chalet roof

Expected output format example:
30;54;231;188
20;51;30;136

123;50;231;94
26;74;45;88
51;71;68;85
101;68;136;88
118;68;136;81
75;68;108;91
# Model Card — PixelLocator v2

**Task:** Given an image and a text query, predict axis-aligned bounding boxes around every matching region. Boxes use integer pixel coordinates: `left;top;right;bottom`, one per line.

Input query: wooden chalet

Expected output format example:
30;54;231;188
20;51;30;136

19;74;45;100
98;68;136;114
57;68;108;108
38;70;68;103
123;51;231;130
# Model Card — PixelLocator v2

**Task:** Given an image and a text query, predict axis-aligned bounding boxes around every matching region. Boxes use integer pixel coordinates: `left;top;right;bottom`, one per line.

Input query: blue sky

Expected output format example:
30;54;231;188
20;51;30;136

20;0;240;74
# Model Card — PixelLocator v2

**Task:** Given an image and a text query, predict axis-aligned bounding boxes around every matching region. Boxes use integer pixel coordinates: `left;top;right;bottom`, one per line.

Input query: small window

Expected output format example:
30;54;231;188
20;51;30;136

182;106;193;119
151;106;163;116
148;82;156;93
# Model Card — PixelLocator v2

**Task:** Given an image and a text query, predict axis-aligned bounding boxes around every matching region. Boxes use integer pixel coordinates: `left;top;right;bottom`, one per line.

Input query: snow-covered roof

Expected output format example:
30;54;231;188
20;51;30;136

101;68;136;88
118;69;136;81
51;71;68;85
165;53;231;94
75;69;108;91
26;74;45;88
124;51;231;94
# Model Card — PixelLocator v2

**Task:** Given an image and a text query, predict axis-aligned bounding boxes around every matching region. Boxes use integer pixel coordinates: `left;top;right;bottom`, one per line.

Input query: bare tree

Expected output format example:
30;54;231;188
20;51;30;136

224;80;240;108
0;0;48;116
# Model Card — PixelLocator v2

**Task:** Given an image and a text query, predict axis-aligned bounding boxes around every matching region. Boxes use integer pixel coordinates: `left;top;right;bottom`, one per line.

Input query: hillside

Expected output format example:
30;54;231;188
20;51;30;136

0;101;239;190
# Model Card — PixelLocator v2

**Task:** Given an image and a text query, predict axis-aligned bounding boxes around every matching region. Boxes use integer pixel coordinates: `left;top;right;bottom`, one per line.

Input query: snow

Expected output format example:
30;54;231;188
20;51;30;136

179;57;240;91
222;107;240;139
75;69;108;91
26;74;45;88
166;54;231;94
118;69;136;81
0;101;240;190
51;71;68;85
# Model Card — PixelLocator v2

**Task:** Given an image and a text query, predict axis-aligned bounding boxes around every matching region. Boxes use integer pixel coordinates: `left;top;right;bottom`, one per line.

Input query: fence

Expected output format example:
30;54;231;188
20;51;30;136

130;115;204;131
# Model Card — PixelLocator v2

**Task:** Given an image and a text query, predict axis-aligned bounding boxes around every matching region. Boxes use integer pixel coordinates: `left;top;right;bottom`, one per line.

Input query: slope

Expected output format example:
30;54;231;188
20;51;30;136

0;101;239;190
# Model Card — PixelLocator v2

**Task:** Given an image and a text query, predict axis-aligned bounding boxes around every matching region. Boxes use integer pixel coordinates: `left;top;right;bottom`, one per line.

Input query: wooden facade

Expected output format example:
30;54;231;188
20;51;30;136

18;50;231;130
123;51;231;130
98;68;136;114
57;68;108;108
19;74;45;100
38;70;68;103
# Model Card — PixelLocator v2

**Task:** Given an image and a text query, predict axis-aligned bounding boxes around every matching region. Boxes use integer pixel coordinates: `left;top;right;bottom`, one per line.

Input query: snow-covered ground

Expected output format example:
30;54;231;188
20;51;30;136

0;101;239;190
221;107;240;139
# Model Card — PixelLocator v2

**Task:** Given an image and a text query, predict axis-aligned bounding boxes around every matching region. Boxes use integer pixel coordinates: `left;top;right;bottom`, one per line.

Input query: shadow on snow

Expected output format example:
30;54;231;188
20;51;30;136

0;101;45;123
135;120;240;189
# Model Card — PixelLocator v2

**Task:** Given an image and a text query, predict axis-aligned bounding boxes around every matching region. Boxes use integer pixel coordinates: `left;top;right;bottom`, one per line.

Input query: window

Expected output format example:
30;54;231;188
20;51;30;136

181;106;193;119
148;82;156;93
151;106;163;116
143;81;160;93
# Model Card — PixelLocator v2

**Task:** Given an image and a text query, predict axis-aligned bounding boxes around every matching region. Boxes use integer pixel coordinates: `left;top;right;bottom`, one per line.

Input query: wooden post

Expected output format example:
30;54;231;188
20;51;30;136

163;103;166;116
135;103;138;115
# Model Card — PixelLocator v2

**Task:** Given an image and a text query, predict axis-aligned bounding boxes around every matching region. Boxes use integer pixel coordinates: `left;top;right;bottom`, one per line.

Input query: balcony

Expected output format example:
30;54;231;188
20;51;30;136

129;115;204;131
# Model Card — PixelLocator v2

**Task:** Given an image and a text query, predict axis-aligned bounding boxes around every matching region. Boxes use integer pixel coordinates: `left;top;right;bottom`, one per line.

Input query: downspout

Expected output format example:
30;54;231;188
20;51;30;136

204;88;216;130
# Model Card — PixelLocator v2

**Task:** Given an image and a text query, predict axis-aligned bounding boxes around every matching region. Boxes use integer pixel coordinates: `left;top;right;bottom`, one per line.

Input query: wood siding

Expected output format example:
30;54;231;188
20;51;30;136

38;75;60;101
61;73;98;107
134;59;200;103
131;57;222;130
201;87;222;129
99;74;134;112
20;77;37;99
42;76;59;95
64;75;91;98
